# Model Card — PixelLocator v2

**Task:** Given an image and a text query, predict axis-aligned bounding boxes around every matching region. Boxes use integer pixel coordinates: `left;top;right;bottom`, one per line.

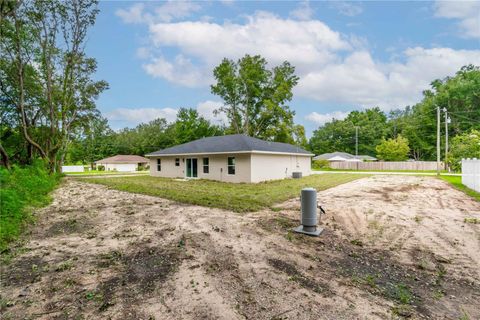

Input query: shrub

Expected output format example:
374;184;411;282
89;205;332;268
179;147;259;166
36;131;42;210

312;159;330;169
0;162;60;251
446;129;480;172
97;165;105;171
376;135;410;161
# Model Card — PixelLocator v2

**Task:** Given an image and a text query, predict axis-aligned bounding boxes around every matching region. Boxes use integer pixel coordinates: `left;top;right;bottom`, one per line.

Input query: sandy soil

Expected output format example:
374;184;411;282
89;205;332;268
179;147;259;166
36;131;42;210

1;175;479;319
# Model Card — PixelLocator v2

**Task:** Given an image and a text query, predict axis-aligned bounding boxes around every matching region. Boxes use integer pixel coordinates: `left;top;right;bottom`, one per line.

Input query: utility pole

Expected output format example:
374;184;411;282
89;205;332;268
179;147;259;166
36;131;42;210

443;108;450;172
355;126;359;156
436;106;441;176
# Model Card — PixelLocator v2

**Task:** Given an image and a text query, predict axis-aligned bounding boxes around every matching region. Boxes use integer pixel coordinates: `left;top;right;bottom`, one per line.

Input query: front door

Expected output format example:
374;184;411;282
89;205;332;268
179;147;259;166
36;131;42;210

186;158;198;178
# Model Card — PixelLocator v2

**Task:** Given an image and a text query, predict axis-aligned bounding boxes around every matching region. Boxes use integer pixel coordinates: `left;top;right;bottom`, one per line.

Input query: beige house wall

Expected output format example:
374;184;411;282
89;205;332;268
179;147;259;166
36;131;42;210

100;163;137;172
149;153;252;183
250;153;312;183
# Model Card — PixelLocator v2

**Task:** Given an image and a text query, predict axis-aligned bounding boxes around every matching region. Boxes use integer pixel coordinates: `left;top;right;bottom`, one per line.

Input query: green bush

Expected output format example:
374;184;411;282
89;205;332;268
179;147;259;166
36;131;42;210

97;165;105;171
0;162;60;251
312;159;330;169
446;129;480;172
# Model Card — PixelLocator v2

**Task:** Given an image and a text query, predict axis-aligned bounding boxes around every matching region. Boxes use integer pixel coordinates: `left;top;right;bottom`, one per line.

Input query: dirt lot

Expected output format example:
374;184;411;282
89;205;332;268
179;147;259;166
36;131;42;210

1;175;479;319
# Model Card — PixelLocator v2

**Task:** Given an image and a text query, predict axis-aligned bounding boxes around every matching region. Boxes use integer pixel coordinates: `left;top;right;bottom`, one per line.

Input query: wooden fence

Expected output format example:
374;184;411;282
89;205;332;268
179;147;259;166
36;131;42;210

330;161;444;171
462;158;480;192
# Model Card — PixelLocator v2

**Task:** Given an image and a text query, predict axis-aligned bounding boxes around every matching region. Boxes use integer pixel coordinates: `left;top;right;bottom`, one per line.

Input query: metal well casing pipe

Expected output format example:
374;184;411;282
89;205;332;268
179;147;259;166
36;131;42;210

301;188;318;230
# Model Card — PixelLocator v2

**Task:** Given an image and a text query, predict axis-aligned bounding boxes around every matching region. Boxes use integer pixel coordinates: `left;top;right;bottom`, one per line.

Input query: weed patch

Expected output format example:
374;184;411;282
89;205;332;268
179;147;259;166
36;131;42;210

0;163;60;251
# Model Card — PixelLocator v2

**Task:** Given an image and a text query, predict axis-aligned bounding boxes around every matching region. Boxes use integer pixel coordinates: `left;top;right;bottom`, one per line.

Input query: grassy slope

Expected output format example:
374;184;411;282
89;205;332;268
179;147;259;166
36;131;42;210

81;174;366;212
439;176;480;201
0;165;60;251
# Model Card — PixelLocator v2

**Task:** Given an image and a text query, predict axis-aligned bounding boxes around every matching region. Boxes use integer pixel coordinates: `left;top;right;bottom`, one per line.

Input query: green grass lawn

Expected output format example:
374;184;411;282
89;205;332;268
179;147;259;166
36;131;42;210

80;174;366;212
439;176;480;201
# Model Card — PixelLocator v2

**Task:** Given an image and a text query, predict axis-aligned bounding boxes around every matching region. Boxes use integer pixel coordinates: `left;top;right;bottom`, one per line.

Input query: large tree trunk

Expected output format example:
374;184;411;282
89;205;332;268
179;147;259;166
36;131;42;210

0;143;11;169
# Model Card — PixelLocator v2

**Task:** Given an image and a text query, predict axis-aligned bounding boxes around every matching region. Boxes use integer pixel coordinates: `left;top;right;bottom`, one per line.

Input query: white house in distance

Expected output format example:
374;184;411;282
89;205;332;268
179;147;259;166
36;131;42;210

313;152;377;162
145;134;313;183
95;155;149;172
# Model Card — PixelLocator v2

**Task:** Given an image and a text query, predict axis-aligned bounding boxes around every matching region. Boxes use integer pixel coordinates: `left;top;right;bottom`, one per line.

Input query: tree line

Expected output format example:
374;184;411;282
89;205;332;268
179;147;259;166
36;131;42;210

1;1;478;172
309;65;480;168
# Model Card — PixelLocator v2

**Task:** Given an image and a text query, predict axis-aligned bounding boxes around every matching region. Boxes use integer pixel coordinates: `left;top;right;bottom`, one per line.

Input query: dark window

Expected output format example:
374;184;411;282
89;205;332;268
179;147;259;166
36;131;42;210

203;158;209;174
175;158;180;166
227;157;235;175
157;159;161;171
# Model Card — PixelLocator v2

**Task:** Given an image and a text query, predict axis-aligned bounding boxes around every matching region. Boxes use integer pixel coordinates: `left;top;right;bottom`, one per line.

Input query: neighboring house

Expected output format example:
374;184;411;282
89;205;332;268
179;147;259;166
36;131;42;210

354;155;378;161
313;152;377;162
145;134;313;183
95;155;149;172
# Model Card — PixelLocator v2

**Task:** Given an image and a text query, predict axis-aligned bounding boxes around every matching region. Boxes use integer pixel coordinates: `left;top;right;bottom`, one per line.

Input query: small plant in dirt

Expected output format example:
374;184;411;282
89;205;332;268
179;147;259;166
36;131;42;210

97;250;123;268
434;265;447;286
414;216;423;223
350;239;364;247
432;289;444;300
55;260;73;272
285;231;294;242
416;259;428;270
391;304;413;318
464;217;479;224
459;309;471;320
393;283;413;304
275;216;296;229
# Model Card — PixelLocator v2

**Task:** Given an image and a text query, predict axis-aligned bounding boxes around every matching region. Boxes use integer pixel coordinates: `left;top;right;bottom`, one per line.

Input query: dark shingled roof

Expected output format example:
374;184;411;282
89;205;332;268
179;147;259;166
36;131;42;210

145;134;312;156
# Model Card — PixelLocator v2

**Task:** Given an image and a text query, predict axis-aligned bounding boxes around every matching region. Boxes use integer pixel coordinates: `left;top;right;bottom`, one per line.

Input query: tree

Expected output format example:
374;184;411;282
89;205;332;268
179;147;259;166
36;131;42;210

388;65;480;160
309;107;388;156
0;0;107;171
171;108;223;145
211;54;304;144
446;129;480;171
375;135;410;161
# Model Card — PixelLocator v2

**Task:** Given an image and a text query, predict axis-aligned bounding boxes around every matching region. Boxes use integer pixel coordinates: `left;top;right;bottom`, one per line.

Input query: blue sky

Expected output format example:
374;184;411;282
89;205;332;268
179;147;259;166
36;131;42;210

86;1;480;136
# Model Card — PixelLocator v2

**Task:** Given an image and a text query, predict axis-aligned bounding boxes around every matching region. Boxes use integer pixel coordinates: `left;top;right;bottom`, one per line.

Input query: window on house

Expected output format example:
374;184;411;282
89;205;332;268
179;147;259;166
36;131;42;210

203;158;209;174
157;159;161;171
227;157;235;175
175;158;180;166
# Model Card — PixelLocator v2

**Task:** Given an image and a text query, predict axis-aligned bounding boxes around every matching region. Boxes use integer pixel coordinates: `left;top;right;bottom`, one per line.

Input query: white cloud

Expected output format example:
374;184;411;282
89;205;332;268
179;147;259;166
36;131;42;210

297;47;480;108
434;1;480;38
196;100;228;124
116;1;201;24
106;107;179;125
305;111;349;126
143;55;205;87
145;12;350;86
120;9;480;110
290;1;314;21
105;101;227;127
331;1;363;17
116;3;145;24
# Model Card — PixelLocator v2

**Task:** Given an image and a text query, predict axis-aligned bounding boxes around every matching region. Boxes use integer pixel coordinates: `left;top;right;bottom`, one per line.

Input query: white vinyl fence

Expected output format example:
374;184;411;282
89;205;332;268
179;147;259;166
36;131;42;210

462;158;480;192
330;161;443;171
61;165;85;173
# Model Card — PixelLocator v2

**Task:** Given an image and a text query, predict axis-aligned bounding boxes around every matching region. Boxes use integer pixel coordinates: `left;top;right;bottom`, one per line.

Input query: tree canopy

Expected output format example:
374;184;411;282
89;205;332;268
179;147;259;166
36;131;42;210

211;54;305;145
308;65;480;165
375;135;410;161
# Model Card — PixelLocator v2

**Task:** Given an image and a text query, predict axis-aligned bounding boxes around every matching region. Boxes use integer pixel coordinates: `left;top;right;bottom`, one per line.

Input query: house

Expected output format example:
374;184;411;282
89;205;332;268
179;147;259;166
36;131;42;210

354;155;378;162
145;134;313;183
95;155;149;172
313;152;377;162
